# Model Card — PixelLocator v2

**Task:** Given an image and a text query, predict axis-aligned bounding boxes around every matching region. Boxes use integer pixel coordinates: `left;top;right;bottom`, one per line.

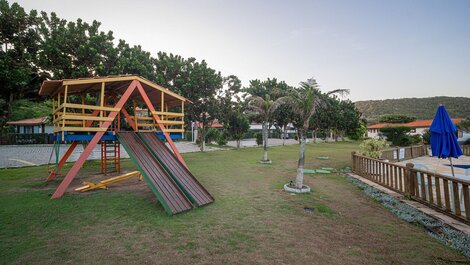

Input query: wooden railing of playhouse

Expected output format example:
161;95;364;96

352;153;470;224
53;103;184;134
131;111;184;133
379;145;427;162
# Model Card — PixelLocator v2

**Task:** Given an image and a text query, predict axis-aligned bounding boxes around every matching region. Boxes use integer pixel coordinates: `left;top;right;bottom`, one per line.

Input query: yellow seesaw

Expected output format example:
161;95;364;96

74;171;143;192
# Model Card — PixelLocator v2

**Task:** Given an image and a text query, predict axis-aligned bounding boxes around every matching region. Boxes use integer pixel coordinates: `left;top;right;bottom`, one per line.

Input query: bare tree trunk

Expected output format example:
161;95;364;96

282;125;287;146
313;130;317;143
296;130;306;189
200;127;206;152
263;122;268;161
236;139;240;149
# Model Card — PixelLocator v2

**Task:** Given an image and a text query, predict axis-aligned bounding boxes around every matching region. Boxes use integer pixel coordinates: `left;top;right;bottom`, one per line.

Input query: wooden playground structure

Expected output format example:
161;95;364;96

40;75;213;214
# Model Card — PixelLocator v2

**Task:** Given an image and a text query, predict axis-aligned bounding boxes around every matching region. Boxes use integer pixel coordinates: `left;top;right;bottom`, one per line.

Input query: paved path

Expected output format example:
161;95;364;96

0;138;299;168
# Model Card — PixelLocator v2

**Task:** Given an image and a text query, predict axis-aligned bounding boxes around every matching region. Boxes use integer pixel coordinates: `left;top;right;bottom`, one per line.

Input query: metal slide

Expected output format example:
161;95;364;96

138;132;214;207
117;132;193;215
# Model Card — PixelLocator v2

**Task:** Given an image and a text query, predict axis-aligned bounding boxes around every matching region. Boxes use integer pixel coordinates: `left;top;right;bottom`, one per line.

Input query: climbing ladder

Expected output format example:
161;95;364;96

100;140;121;174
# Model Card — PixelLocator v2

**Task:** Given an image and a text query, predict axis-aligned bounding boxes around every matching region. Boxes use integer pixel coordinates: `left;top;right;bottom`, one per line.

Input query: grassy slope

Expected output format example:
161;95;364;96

0;142;465;264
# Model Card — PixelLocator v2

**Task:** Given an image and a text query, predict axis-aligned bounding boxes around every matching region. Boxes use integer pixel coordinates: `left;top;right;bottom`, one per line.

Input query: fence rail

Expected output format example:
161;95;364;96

380;145;427;162
352;152;470;224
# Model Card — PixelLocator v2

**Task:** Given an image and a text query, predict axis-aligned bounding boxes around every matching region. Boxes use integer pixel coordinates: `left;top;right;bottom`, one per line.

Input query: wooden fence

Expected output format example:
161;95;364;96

352;153;470;224
380;145;427;162
462;145;470;156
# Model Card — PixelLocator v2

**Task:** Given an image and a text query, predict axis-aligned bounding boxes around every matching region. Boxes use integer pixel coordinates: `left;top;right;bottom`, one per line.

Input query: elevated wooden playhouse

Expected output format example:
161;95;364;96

40;75;214;215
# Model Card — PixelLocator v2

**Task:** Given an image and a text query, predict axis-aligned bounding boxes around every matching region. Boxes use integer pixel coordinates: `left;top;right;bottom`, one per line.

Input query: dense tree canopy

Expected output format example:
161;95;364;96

378;114;416;124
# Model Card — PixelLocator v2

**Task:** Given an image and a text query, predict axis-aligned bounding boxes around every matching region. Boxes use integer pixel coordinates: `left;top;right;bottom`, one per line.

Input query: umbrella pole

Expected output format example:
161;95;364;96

449;157;455;177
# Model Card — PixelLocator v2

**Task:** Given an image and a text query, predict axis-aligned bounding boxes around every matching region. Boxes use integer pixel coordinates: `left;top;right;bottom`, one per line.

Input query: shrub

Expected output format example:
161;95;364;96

379;126;412;146
422;129;431;144
359;139;390;159
255;132;263;146
216;133;228;146
205;127;220;143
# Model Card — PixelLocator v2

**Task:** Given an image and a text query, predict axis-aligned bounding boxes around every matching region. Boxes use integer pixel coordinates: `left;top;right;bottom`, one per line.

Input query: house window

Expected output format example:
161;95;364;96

24;126;33;134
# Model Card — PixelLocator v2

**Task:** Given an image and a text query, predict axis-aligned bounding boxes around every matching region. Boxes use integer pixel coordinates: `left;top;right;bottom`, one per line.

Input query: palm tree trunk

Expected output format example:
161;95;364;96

296;130;306;189
263;122;268;161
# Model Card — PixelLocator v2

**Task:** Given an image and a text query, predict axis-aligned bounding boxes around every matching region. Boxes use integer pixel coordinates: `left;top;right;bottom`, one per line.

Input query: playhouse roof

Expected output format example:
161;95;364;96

39;75;190;108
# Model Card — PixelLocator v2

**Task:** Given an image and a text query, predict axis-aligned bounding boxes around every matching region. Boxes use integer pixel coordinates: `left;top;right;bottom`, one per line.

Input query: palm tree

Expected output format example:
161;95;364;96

289;78;349;189
247;95;285;163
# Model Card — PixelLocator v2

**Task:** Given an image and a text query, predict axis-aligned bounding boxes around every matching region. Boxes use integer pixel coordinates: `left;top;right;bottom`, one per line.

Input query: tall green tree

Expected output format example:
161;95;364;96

243;78;291;100
0;0;42;124
226;110;250;148
336;99;362;141
288;78;349;189
457;118;470;133
38;12;117;79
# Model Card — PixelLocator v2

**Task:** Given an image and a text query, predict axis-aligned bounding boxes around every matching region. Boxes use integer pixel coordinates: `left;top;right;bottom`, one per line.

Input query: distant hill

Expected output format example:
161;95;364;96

355;96;470;123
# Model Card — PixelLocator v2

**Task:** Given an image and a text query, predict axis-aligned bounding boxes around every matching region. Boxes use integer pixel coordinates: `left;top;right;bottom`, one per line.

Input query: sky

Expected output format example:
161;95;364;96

15;0;470;101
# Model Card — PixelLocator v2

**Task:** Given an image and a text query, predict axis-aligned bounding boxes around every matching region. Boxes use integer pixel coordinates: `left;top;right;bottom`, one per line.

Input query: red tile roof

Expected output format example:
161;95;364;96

6;117;49;126
367;118;463;130
197;122;223;128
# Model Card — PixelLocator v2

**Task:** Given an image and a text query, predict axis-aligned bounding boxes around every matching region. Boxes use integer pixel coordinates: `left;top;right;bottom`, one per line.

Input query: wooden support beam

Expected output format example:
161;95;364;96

100;82;105;127
62;103;119;112
62;85;68;140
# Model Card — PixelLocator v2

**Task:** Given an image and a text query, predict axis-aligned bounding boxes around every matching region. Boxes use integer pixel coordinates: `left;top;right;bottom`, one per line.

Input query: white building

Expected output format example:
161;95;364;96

367;118;470;143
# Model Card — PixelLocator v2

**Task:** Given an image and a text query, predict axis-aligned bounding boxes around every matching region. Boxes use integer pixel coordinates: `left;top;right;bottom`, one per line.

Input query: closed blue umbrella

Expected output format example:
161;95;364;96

430;105;463;176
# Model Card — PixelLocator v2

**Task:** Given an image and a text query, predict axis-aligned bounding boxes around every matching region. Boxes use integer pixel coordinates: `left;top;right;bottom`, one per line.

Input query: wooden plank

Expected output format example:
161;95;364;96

394;166;398;190
427;174;433;204
163;129;185;133
453;181;461;216
152;111;184;117
462;184;470;220
420;173;426;200
57;115;113;122
443;179;451;211
54;127;107;132
397;167;402;192
156;120;184;125
63;103;119;112
435;177;442;208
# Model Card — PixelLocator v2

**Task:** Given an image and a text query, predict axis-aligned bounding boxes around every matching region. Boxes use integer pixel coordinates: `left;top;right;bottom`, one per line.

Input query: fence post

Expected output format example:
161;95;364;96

351;151;356;172
405;163;415;197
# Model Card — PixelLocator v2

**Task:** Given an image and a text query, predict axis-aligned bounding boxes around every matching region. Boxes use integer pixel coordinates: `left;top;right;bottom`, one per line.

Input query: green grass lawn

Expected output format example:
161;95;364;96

0;141;466;264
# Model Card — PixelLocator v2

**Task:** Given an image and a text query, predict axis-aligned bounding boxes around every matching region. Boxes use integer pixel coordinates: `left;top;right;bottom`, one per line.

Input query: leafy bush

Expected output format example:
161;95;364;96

205;127;220;143
359;139;389;159
216;133;228;146
422;129;431;144
379;126;412;146
254;132;263;146
464;138;470;145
